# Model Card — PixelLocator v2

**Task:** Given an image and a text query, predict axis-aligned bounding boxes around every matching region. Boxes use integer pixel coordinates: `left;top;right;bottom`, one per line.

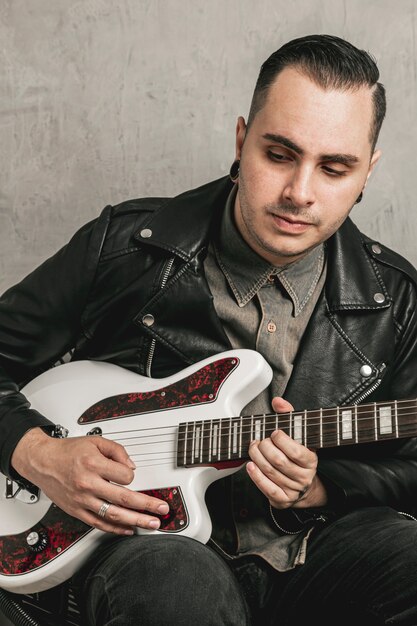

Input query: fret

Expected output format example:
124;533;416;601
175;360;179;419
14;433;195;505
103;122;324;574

212;420;220;459
354;405;358;443
293;413;303;444
395;400;399;438
276;412;279;431
397;399;417;438
239;416;243;458
289;411;293;439
321;407;337;448
241;416;252;455
374;403;378;440
356;404;375;443
220;418;229;461
263;414;266;440
208;420;213;462
227;417;232;460
254;417;262;441
263;414;272;439
304;410;307;447
202;420;211;463
230;417;241;460
320;408;323;447
177;422;187;467
189;421;196;464
194;421;203;461
378;404;393;438
341;408;354;443
306;410;321;448
336;406;340;446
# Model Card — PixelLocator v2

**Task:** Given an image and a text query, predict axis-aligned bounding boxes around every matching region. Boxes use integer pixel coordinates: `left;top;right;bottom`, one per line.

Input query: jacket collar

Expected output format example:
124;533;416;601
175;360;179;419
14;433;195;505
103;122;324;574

133;176;390;312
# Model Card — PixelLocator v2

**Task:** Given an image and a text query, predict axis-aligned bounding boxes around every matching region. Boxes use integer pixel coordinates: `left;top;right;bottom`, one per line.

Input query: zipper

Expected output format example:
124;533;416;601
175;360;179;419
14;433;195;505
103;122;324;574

398;511;417;522
145;257;175;377
353;378;383;405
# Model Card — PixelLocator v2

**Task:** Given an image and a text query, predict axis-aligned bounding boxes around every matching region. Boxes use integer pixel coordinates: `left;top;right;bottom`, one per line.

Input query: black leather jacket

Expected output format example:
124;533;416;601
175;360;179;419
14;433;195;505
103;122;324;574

1;176;417;514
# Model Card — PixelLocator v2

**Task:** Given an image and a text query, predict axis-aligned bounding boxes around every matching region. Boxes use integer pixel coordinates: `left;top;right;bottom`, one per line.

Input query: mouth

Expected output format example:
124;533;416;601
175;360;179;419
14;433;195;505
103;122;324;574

271;213;313;234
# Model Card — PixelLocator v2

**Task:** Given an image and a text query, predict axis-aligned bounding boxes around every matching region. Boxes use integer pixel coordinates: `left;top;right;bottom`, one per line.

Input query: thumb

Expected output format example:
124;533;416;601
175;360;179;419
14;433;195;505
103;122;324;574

271;396;294;413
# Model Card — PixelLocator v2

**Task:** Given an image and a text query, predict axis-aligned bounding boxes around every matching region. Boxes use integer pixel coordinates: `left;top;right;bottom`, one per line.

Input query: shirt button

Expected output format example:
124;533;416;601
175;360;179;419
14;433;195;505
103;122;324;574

268;274;275;283
239;508;248;518
267;320;277;333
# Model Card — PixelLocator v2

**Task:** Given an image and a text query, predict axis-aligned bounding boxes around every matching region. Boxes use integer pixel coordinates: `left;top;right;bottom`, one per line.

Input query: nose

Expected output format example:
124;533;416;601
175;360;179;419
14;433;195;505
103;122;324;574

283;166;316;208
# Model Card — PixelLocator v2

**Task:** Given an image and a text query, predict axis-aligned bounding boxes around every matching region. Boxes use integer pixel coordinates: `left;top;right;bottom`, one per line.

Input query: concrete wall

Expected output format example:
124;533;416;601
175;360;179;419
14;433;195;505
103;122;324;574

0;0;416;294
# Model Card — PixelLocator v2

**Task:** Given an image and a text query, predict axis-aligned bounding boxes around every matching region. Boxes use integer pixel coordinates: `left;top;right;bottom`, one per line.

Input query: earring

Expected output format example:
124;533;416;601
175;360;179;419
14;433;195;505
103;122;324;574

355;191;363;204
229;159;240;182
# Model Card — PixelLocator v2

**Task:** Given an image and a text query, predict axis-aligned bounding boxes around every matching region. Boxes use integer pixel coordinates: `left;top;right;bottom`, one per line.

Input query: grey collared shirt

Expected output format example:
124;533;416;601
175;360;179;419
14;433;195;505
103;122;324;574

204;185;327;571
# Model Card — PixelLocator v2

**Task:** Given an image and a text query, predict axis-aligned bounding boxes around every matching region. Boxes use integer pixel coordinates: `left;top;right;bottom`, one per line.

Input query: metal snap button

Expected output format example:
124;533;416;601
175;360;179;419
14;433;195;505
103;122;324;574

142;314;155;326
374;293;385;303
140;228;153;238
360;365;373;378
371;244;382;254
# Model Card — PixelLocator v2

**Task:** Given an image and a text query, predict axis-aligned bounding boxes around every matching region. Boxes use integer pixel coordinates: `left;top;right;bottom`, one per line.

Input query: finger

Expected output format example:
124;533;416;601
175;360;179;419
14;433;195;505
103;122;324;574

95;436;136;469
269;430;318;470
248;440;304;492
100;484;170;518
90;497;164;532
271;396;294;413
246;460;290;504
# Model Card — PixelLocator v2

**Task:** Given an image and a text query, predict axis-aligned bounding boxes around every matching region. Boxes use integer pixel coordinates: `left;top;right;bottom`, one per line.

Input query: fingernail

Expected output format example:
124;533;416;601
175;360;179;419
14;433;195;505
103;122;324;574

149;519;161;529
127;457;136;469
124;529;134;535
157;503;169;514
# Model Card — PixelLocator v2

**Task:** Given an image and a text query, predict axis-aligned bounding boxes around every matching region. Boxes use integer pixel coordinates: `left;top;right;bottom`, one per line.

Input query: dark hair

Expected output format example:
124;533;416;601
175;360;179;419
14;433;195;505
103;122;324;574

247;34;386;152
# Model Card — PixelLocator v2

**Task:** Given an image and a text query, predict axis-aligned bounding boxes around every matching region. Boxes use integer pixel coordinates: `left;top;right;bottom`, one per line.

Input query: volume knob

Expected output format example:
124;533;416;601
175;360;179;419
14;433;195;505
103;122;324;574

26;529;48;552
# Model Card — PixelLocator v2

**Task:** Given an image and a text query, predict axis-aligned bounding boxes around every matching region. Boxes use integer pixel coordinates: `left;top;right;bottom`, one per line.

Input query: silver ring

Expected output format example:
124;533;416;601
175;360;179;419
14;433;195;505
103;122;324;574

97;501;111;519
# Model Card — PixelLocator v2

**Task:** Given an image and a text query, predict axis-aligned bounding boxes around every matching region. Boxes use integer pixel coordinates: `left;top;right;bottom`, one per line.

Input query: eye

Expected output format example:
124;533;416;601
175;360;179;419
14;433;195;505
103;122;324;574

267;150;291;162
322;165;347;177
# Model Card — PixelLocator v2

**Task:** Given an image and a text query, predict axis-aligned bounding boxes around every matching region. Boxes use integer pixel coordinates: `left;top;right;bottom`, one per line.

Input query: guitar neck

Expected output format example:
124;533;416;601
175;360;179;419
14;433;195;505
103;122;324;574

177;398;417;467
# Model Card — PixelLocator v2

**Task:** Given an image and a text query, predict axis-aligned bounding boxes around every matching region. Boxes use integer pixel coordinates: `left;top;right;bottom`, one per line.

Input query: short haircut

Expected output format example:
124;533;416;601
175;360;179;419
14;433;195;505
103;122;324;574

247;34;386;152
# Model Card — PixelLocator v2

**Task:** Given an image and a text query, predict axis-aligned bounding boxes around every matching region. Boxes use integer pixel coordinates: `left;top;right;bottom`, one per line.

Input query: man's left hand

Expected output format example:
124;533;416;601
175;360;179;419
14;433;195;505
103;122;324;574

246;396;328;509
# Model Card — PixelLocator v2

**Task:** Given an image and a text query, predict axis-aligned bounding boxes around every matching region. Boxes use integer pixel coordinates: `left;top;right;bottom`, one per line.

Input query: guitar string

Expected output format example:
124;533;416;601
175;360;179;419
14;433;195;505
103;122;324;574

102;407;417;444
100;397;417;438
103;419;417;467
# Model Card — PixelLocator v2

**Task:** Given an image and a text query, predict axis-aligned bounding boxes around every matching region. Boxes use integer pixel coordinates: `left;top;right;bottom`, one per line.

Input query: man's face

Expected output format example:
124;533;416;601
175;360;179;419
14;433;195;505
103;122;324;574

234;67;381;266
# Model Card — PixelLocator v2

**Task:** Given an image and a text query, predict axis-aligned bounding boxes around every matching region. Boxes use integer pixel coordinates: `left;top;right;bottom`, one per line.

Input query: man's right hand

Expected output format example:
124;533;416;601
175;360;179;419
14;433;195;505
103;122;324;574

10;427;169;535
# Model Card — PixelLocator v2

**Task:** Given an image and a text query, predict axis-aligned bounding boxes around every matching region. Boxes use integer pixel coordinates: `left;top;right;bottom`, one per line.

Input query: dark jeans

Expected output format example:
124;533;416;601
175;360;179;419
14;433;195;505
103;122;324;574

73;507;417;625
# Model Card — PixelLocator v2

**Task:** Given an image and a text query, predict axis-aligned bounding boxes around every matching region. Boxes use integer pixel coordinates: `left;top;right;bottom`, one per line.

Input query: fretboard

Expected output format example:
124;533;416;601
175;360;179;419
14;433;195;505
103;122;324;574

176;398;417;467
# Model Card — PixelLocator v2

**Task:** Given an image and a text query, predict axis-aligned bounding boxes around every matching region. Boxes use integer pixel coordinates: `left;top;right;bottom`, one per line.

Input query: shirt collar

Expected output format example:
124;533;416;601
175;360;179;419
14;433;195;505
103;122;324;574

214;185;325;315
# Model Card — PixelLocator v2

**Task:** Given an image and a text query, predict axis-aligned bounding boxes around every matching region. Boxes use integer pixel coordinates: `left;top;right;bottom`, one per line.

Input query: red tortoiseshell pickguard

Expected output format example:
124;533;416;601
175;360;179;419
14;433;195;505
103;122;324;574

141;487;188;531
78;357;238;424
0;504;92;576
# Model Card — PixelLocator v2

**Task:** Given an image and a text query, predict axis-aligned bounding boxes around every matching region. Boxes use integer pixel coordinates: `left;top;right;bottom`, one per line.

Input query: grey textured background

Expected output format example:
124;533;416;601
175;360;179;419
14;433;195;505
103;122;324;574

1;0;417;296
0;1;416;620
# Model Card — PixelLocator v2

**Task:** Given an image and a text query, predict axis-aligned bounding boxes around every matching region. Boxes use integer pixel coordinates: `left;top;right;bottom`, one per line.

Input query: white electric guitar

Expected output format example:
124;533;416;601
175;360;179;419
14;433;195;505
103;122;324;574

0;349;415;594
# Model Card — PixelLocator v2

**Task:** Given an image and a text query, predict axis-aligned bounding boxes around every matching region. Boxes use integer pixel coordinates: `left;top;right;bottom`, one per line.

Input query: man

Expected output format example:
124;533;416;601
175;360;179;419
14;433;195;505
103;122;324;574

1;34;417;625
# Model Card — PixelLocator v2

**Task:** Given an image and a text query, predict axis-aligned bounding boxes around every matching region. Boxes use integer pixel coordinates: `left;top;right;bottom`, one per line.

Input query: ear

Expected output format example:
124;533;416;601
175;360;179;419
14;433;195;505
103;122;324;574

235;116;247;160
365;148;382;186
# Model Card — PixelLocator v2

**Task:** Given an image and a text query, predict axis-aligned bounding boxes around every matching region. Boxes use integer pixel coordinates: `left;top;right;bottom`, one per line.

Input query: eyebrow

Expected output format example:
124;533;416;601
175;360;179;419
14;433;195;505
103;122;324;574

262;133;360;165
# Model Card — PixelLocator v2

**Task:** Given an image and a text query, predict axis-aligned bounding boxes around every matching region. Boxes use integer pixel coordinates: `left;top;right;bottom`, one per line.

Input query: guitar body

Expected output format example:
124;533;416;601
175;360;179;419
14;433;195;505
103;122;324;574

0;349;272;593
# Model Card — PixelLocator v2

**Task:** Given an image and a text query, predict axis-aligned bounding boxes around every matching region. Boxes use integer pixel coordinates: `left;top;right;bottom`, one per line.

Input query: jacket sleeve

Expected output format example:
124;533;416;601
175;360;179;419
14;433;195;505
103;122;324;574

0;206;112;478
318;277;417;516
